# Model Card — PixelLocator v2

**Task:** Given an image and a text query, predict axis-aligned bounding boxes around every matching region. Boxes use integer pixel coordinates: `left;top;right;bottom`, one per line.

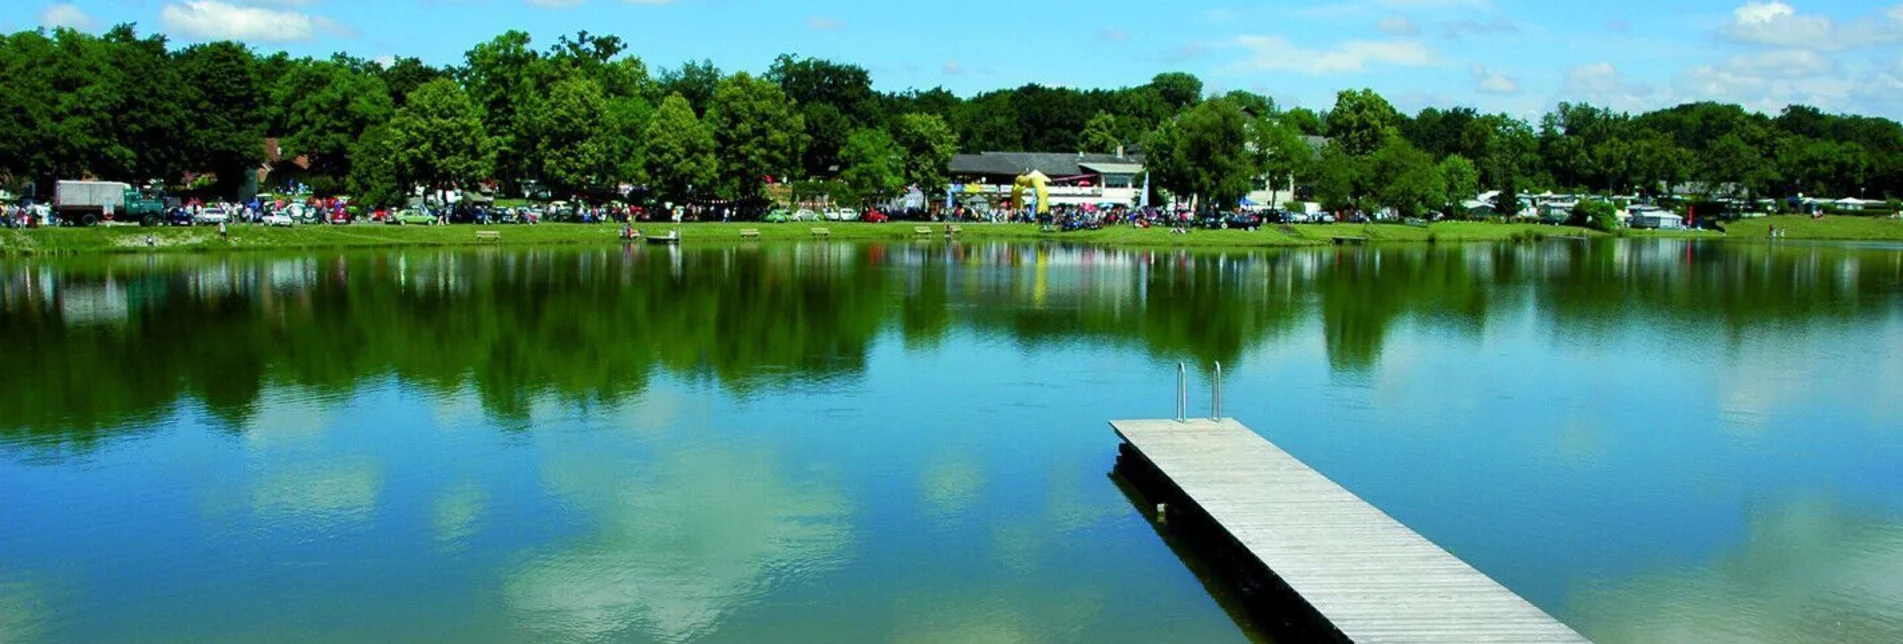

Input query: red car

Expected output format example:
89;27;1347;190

863;208;888;223
330;209;352;225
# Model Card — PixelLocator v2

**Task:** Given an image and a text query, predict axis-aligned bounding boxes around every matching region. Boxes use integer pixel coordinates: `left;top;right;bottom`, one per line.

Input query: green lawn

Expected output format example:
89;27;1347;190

6;216;1897;256
1717;215;1903;241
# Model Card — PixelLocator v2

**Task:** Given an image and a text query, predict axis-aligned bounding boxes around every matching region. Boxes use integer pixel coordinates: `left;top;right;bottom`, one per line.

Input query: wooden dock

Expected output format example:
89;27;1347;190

1113;418;1587;643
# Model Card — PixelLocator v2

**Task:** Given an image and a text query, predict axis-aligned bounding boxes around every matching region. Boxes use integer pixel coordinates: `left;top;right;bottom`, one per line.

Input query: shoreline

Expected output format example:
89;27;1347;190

2;216;1893;256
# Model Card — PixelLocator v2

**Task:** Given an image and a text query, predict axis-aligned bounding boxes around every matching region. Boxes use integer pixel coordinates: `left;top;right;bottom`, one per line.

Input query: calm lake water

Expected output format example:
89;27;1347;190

3;239;1901;643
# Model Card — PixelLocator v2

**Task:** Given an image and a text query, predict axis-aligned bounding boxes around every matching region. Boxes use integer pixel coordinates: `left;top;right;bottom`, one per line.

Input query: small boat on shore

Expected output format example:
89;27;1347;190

645;230;681;245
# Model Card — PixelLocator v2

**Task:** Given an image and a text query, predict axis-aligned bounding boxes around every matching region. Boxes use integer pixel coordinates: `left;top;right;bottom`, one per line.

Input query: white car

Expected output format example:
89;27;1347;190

192;208;231;225
262;213;295;227
828;208;859;221
792;209;821;222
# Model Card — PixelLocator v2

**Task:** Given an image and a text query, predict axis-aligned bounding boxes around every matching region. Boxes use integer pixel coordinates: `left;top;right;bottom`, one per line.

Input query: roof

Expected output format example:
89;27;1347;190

1080;161;1143;175
949;151;1146;178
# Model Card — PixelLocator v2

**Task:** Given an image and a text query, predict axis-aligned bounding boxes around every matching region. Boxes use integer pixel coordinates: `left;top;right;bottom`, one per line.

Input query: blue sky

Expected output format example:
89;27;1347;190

14;1;1903;119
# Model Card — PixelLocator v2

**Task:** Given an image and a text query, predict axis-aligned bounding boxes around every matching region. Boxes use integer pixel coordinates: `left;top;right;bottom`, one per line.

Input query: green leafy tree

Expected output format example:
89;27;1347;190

642;94;717;203
1326;89;1401;157
176;41;267;196
530;76;613;197
1372;139;1442;218
348;124;404;207
275;58;395;182
838;128;905;206
1437;154;1480;212
1314;144;1363;212
602;95;653;186
1080;111;1122;154
1566;200;1620;232
706;72;806;199
1492;178;1522;218
1145;98;1255;209
377;56;449;109
459;31;553;192
894;113;958;192
387;79;495;197
1282;107;1326;137
1253;116;1314;206
1150;72;1204;110
656;59;722;114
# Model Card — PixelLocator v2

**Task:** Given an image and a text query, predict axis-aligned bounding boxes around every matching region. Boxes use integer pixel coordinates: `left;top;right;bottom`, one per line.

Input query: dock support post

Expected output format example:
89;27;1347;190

1176;362;1188;422
1212;362;1223;420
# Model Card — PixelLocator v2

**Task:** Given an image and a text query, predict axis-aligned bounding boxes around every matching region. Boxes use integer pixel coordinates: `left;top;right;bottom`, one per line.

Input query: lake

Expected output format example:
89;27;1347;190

2;239;1901;643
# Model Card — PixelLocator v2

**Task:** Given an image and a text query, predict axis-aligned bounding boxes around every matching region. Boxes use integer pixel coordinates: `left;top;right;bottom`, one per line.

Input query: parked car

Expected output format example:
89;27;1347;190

825;208;857;221
862;208;888;223
261;213;295;227
165;209;195;226
192;208;231;225
1315;212;1337;224
390;209;437;225
1224;212;1263;230
329;209;351;225
763;209;791;223
792;209;821;222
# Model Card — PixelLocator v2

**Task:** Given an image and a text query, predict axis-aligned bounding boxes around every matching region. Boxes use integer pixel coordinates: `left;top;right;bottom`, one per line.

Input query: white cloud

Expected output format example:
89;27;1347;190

943;60;964;75
1377;16;1420;36
806;17;842;30
1228;35;1437;74
1561;62;1672;112
159;1;350;43
1098;28;1129;42
1443;14;1518;39
1718;1;1903;50
39;3;96;30
1720;48;1835;79
1469;64;1521;95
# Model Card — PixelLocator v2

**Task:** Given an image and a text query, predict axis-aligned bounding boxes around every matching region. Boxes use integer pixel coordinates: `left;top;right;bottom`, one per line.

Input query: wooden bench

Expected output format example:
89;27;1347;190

1332;236;1369;246
739;228;760;239
947;225;964;235
913;226;933;236
475;230;501;242
810;227;831;237
1039;225;1059;233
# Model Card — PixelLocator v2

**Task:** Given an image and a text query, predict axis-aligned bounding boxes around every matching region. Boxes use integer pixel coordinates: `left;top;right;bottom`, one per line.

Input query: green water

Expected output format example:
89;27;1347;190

2;239;1901;643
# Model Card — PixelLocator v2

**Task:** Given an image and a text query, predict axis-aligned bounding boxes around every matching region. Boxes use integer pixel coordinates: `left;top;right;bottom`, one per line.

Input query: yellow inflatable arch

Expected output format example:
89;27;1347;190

1010;171;1051;215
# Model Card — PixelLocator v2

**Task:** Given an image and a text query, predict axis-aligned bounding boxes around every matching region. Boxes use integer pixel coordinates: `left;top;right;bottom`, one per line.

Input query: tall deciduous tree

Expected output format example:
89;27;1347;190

642;94;717;202
1326;88;1401;157
893;113;958;192
1371;139;1442;218
1150;72;1204;110
1314;144;1364;212
706;72;806;199
531;76;613;197
387;79;494;197
1436;154;1480;212
838;128;904;206
1253;116;1314;206
276;58;395;182
348;123;403;207
1146;98;1254;209
177;41;266;196
1080;111;1121;154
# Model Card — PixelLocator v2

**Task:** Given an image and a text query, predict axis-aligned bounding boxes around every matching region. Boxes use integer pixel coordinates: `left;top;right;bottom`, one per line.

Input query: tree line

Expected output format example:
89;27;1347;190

2;26;1900;213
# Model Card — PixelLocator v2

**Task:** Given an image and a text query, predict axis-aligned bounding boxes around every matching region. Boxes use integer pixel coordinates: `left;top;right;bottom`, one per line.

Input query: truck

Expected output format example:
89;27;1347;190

54;180;169;226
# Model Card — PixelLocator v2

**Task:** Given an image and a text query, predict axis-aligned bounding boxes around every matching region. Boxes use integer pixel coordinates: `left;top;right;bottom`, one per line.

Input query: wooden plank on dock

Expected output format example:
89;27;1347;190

1113;418;1588;644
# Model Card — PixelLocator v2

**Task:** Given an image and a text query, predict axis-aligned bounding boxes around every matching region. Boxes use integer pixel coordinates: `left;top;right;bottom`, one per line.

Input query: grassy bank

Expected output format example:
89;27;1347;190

3;216;1898;256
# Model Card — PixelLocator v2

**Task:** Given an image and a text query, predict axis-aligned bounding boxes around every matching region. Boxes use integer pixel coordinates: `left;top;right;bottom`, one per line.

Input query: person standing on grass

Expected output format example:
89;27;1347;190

218;221;228;242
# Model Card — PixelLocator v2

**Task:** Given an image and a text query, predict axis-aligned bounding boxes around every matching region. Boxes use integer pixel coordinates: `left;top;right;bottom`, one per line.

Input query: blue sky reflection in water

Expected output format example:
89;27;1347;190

1;239;1901;643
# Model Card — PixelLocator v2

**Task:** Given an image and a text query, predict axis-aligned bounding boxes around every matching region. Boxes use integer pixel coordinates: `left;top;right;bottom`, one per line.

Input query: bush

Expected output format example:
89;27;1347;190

1567;200;1620;232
